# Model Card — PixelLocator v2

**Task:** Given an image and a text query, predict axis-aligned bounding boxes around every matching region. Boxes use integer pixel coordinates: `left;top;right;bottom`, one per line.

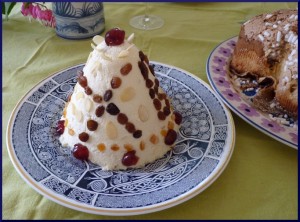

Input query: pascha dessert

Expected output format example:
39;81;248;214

230;9;298;124
57;28;182;170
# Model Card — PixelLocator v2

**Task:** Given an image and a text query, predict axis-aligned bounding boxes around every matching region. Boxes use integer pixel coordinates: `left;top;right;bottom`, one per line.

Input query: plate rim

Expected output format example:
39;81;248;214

206;36;298;150
6;62;236;216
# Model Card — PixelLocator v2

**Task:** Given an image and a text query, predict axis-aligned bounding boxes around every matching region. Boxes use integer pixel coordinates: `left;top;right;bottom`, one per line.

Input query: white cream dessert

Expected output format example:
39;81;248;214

58;28;182;170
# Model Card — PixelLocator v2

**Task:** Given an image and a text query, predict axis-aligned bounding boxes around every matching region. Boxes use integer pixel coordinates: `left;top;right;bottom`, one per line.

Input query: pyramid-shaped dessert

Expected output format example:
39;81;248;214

58;28;182;170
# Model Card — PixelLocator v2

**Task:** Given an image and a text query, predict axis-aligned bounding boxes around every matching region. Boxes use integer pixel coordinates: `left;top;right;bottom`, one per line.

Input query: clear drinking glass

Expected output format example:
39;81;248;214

129;3;164;30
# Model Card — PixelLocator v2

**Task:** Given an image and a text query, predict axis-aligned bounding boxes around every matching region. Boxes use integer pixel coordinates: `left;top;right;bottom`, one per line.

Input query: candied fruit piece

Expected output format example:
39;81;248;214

124;144;133;151
133;130;142;138
150;134;159;144
165;98;170;108
160;129;167;137
105;28;125;46
125;122;136;133
164;129;177;145
93;94;102;103
111;144;120;151
120;63;132;75
84;86;93;95
154;85;159;94
122;150;139;166
111;77;122;89
163;106;171;116
117;113;128;125
168;121;174;129
106;103;120;115
87;119;98;131
138;61;148;80
149;88;155;99
145;79;154;88
154;78;159;87
158;93;166;100
157;111;166;120
149;65;155;76
103;90;113;102
79;132;89;142
95;105;105;117
68;128;75;136
140;141;145;151
78;75;87;88
72;143;89;161
97;143;106;152
56;120;65;135
173;111;182;125
153;98;162;110
139;51;146;61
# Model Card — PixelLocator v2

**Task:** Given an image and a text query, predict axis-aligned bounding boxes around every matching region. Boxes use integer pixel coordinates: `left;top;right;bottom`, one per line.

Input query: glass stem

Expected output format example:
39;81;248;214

143;3;150;24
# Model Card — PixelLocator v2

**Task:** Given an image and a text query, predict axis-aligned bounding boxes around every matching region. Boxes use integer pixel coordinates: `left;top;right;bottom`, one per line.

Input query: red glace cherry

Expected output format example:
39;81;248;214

122;150;139;166
56;120;65;135
105;28;125;46
72;143;89;161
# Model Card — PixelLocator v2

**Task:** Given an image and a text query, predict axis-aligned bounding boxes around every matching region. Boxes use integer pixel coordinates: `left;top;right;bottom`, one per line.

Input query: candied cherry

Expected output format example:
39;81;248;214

173;111;183;125
122;150;139;166
164;129;177;145
56;120;65;135
72;143;89;161
105;28;125;46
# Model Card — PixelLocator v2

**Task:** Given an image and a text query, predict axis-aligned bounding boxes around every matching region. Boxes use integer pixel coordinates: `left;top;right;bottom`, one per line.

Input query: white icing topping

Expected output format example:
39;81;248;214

265;14;273;19
276;31;281;42
258;34;264;42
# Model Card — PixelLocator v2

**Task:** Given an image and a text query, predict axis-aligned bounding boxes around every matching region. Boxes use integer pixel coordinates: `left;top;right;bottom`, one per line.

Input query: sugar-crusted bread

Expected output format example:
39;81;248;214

230;9;298;118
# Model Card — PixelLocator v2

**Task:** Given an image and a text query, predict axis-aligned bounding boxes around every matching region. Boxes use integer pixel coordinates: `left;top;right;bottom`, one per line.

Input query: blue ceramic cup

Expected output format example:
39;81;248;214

52;2;105;40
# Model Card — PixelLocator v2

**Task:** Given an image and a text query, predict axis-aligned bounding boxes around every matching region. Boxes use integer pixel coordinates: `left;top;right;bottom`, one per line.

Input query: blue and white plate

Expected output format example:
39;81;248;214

206;37;298;149
7;62;235;216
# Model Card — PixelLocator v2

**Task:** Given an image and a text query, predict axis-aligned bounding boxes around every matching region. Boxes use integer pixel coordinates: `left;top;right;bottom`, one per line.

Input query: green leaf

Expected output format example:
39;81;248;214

6;2;16;16
3;2;16;20
2;3;6;15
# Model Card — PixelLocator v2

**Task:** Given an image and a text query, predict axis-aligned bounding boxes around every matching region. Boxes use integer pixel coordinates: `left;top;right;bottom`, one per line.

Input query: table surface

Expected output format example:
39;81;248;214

3;2;298;220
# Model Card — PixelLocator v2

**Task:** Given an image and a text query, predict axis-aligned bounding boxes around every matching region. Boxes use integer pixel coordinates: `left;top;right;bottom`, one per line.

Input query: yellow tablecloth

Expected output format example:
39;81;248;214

3;2;298;220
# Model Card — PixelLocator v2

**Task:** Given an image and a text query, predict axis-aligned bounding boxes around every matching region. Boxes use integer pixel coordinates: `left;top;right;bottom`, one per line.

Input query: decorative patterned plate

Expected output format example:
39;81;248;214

206;37;297;149
7;62;235;216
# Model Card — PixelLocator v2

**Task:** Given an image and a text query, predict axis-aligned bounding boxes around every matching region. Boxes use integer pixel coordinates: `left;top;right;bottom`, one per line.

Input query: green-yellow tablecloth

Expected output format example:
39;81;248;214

3;2;298;220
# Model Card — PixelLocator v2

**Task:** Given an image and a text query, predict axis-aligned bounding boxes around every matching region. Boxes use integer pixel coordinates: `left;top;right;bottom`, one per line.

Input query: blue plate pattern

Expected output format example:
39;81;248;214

7;62;235;215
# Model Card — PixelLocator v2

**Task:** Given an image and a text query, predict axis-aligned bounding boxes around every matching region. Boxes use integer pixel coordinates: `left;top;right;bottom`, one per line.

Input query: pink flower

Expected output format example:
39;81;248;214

21;3;34;17
31;4;41;19
20;2;55;28
21;3;30;16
